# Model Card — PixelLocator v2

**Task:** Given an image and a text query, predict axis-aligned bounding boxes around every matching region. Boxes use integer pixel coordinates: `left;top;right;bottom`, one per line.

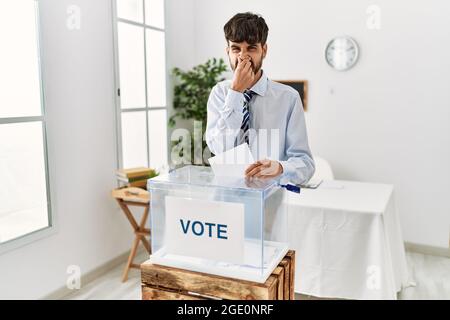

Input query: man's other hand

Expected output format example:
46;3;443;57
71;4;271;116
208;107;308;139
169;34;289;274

245;159;283;179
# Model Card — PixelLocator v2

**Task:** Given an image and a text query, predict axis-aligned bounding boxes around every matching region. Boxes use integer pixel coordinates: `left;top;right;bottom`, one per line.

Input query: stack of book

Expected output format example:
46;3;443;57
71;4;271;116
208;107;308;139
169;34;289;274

116;167;158;189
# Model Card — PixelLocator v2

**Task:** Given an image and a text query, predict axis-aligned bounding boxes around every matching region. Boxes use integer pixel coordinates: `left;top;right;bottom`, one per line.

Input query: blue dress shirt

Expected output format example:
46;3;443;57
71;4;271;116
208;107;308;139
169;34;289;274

205;69;315;185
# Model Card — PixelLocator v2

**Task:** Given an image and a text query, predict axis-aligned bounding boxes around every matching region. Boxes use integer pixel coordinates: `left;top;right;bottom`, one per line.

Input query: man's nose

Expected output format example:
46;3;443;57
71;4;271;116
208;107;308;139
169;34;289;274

239;51;249;59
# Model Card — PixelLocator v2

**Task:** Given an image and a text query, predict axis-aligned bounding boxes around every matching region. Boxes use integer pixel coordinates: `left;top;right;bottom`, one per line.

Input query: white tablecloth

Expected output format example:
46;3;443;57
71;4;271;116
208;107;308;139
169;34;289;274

286;180;410;300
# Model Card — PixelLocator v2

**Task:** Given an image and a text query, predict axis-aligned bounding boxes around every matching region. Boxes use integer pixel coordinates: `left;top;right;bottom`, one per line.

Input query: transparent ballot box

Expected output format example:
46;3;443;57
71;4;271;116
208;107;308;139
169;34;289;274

147;165;289;283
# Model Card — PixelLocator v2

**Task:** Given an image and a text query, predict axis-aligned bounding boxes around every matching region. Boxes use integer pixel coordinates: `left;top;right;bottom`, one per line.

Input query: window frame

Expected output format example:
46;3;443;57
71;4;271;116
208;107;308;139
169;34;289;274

0;0;56;255
111;0;169;171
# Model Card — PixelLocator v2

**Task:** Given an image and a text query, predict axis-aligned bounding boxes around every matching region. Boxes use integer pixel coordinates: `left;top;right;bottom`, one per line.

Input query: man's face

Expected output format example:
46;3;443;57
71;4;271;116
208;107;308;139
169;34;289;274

226;41;267;74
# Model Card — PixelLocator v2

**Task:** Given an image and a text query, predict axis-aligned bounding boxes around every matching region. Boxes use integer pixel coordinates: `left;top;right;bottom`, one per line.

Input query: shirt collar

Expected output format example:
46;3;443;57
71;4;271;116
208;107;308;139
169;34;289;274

249;69;268;97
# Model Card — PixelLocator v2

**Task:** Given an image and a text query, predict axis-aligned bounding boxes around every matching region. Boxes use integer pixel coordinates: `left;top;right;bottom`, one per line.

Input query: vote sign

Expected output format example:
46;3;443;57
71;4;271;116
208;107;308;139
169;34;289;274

165;196;245;264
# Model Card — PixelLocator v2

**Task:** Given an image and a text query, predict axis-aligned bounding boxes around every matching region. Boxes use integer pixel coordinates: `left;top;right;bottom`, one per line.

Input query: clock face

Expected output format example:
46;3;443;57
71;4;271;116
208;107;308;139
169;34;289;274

325;36;359;71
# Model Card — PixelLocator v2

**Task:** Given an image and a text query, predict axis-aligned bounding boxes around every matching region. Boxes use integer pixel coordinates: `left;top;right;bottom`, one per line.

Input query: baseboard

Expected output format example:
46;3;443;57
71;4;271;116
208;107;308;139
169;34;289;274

405;241;450;258
42;247;147;300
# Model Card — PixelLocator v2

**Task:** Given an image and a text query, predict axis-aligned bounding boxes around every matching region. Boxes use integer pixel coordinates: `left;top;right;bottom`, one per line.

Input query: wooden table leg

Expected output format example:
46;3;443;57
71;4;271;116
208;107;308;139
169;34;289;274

122;234;140;282
138;205;151;254
117;199;139;230
116;198;151;282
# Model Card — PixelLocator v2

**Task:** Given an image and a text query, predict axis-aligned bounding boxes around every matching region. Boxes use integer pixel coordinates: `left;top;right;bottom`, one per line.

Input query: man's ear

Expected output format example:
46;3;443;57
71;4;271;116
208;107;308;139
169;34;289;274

262;43;268;59
225;46;229;55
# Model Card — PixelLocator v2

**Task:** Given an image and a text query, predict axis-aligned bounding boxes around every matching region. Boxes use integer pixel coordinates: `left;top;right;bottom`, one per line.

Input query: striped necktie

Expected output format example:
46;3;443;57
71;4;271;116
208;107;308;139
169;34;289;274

240;89;255;145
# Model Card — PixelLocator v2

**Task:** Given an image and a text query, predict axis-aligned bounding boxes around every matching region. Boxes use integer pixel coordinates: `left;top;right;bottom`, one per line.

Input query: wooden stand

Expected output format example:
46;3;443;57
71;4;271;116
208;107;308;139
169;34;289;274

141;250;295;300
112;187;151;282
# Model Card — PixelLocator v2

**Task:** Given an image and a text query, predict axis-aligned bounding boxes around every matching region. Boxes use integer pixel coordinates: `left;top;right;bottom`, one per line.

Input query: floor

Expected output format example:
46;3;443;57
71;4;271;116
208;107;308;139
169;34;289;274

62;250;450;300
399;251;450;300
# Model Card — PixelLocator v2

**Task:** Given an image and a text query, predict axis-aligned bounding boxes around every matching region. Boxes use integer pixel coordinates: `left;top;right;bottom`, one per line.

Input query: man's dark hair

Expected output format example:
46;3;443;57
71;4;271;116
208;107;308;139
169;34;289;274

224;12;269;46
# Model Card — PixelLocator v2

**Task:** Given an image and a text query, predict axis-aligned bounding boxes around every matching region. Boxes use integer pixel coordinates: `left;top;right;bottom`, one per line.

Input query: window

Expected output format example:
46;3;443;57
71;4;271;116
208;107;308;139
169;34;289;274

0;0;52;248
113;0;168;171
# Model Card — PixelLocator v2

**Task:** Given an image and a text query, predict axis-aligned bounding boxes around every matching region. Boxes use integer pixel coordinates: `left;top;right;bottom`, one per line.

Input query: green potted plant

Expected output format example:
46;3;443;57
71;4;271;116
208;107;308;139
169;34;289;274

169;58;228;165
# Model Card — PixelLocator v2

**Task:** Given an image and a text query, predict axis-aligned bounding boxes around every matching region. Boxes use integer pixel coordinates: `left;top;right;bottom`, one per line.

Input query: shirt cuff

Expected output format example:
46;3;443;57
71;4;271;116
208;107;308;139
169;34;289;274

224;89;245;115
279;160;296;180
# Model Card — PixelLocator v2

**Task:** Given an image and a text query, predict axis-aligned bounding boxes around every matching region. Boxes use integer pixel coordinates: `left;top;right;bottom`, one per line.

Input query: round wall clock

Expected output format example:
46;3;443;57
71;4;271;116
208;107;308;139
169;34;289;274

325;36;359;71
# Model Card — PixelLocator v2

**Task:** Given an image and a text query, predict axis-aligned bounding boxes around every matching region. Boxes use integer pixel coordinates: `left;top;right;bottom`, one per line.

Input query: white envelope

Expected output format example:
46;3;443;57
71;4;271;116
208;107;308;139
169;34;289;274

208;143;255;177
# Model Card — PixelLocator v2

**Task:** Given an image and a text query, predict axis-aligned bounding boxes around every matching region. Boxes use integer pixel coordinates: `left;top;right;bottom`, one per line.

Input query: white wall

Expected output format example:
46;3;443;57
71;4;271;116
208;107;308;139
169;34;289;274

0;0;133;299
165;0;196;137
166;0;450;248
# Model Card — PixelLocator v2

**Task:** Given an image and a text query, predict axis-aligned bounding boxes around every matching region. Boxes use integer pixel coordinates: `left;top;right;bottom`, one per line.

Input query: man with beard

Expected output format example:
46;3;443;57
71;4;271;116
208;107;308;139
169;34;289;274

205;12;315;185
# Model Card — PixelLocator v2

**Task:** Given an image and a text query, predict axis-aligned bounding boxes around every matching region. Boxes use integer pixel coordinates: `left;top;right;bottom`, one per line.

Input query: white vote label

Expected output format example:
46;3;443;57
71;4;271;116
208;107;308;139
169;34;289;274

165;196;244;264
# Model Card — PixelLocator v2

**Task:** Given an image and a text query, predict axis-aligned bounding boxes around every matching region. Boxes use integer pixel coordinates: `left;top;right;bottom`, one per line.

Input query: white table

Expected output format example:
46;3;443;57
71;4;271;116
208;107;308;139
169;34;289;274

286;180;410;300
